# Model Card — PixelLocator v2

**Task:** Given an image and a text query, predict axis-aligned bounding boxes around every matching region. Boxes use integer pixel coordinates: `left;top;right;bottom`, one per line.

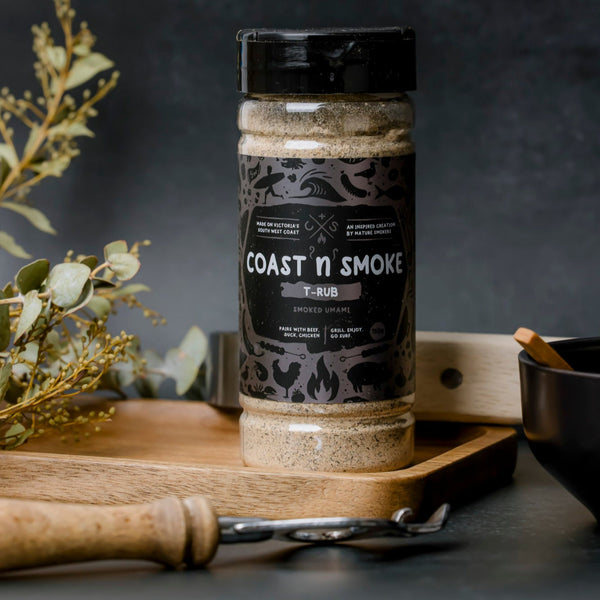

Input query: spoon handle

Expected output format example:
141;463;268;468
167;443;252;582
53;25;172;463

514;327;573;371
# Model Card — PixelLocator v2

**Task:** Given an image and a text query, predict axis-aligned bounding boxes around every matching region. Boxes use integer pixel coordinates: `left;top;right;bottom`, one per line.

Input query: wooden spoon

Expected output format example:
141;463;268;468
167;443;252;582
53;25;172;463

513;327;573;371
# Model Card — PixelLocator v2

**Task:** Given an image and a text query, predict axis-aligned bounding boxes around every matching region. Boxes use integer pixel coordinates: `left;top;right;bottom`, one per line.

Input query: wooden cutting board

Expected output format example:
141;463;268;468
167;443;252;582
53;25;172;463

0;399;517;519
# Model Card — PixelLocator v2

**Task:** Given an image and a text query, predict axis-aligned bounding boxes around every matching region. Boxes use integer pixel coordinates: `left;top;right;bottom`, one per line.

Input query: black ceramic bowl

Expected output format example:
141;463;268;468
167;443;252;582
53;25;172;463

519;337;600;521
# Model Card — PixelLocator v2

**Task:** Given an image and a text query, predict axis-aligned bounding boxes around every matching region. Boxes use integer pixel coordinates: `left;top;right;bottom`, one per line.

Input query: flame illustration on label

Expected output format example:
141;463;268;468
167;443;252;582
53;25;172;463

307;357;339;402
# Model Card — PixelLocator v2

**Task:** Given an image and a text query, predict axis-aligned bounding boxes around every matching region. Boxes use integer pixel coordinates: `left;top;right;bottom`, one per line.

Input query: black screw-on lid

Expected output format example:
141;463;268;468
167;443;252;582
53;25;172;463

237;27;416;95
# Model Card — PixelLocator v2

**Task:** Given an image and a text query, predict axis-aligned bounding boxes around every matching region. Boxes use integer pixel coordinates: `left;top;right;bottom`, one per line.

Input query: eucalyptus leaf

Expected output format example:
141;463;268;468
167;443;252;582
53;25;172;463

112;283;150;297
19;341;39;363
179;326;208;368
0;291;9;352
127;336;141;354
67;122;94;137
45;330;62;361
24;124;40;157
29;155;70;177
12;342;39;379
16;259;50;294
17;428;35;446
79;255;98;270
50;105;69;127
107;253;140;281
134;378;157;398
134;349;164;398
2;423;33;449
73;43;91;57
47;263;91;308
0;143;18;169
0;361;11;401
2;377;21;405
163;348;199;396
87;296;111;320
56;338;81;369
0;157;10;186
110;358;135;387
64;53;114;90
4;423;25;439
48;121;94;138
46;359;61;379
47;45;67;70
0;231;31;258
64;279;94;316
103;240;127;261
2;202;56;235
2;283;13;298
15;290;43;341
92;277;116;289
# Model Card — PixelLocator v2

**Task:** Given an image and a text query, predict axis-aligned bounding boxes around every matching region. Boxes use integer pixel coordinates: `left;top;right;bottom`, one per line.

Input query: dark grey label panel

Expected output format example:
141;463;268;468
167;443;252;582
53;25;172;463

239;155;415;404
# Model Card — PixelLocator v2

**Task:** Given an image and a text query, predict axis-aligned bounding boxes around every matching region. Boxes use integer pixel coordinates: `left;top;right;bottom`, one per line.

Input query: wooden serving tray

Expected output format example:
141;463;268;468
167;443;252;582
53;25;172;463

0;400;517;519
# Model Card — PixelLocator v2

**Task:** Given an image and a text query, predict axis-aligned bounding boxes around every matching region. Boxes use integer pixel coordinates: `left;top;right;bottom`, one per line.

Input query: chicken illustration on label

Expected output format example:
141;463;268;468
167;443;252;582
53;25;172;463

272;360;301;399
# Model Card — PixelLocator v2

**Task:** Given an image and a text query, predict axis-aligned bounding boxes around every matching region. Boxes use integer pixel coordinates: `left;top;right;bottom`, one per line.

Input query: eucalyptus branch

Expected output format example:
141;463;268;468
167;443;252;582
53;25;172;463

17;98;46;121
1;241;207;449
0;113;16;151
2;103;36;128
0;2;207;450
0;0;119;258
2;172;48;201
0;297;24;306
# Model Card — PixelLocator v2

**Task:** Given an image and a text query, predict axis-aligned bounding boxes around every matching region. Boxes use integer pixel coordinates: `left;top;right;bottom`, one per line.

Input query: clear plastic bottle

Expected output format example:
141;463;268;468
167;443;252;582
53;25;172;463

237;28;416;472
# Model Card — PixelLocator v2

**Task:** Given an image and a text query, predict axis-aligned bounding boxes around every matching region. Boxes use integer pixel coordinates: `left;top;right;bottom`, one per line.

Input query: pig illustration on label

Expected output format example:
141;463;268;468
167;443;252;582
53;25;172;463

347;362;391;393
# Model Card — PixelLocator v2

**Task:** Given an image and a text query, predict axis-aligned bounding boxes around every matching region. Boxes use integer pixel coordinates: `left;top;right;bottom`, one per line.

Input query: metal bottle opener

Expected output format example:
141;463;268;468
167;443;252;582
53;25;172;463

0;497;450;572
219;503;450;544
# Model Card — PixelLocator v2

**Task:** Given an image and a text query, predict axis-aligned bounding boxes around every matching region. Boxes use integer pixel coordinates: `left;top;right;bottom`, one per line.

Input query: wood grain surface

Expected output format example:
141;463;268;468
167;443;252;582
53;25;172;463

0;400;517;519
414;331;560;424
0;495;220;571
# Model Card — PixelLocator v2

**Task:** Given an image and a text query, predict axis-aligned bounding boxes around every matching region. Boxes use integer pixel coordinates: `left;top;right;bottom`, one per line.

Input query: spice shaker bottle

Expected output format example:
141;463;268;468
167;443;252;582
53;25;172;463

237;27;416;472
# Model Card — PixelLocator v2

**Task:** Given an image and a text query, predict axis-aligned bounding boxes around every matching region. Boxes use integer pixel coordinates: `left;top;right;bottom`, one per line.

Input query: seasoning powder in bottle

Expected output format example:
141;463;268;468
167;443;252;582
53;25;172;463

237;27;416;472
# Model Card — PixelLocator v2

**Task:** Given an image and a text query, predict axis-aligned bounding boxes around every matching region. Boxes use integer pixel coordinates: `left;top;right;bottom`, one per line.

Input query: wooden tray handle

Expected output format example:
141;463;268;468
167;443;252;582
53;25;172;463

0;496;220;571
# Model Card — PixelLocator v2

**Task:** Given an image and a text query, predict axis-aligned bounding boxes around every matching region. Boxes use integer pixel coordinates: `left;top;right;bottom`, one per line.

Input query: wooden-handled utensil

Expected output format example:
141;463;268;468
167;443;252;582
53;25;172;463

513;327;573;371
0;496;220;572
0;496;449;572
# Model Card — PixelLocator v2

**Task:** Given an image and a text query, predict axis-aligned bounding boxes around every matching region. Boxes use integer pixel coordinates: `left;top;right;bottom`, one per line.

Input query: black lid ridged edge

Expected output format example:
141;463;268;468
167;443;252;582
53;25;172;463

237;27;416;95
237;27;415;42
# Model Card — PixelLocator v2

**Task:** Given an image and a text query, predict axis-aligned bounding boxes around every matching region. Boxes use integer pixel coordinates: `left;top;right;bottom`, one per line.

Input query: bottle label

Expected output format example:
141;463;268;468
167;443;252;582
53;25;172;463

239;155;415;403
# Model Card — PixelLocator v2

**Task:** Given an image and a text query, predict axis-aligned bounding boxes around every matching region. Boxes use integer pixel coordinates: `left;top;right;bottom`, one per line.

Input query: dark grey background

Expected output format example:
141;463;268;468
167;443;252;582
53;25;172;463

2;0;600;390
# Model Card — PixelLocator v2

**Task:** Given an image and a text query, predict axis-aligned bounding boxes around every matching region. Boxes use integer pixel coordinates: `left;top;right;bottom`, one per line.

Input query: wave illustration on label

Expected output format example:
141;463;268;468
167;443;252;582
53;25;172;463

239;155;415;403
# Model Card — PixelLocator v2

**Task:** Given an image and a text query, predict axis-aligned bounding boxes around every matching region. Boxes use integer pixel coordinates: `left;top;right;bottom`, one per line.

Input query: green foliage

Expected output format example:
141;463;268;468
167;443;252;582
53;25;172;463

47;262;91;307
0;294;9;351
162;327;208;395
104;242;141;281
63;53;114;91
0;0;118;257
16;259;50;294
0;242;206;449
0;232;30;259
0;1;208;450
2;202;57;235
15;291;42;341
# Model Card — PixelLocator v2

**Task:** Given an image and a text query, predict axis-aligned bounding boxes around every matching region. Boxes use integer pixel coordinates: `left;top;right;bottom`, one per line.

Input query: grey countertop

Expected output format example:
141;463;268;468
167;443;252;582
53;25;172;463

2;440;600;599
